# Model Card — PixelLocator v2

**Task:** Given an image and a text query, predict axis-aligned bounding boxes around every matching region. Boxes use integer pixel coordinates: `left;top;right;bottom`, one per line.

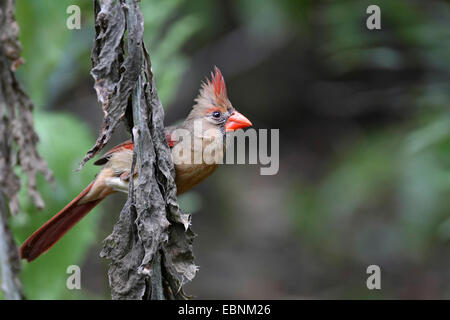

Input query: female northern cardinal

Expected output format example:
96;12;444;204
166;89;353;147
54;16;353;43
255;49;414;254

20;67;252;262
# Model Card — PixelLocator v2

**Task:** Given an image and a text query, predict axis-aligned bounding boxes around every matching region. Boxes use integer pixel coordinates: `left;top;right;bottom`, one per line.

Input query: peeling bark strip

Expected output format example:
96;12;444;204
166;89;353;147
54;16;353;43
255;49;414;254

92;0;197;299
78;0;127;168
0;0;52;300
0;188;23;299
0;0;53;215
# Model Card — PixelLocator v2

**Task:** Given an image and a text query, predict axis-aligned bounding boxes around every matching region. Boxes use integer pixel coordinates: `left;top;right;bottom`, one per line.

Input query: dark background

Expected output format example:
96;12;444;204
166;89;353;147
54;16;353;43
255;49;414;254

6;0;450;299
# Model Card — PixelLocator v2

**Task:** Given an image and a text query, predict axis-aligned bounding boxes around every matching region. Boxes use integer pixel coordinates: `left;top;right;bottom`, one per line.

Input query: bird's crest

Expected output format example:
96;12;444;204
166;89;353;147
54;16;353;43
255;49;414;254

192;67;232;116
207;66;227;98
199;66;228;101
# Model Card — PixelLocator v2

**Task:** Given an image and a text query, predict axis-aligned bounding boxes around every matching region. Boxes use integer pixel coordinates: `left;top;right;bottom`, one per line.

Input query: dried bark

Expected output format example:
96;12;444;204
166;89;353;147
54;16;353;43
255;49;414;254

0;0;53;215
87;0;197;300
0;0;52;300
0;188;22;299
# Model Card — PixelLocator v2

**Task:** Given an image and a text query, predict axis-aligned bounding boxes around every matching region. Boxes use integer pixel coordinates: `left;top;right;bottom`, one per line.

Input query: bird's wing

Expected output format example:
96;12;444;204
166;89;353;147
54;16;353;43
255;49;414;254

93;140;133;166
93;126;178;166
164;125;178;148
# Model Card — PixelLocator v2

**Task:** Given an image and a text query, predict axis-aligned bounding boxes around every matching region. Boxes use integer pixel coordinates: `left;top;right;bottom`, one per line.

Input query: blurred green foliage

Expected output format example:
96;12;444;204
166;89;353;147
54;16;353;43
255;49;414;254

15;0;93;108
287;0;450;298
291;118;450;260
141;0;202;105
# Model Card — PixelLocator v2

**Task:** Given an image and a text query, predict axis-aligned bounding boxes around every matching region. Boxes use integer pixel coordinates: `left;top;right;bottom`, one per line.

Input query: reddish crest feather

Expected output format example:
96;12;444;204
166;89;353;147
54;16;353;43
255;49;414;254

209;67;227;98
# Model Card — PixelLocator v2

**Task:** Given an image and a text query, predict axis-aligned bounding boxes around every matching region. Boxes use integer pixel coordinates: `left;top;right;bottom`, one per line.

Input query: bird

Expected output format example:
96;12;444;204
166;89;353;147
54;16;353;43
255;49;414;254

20;67;252;262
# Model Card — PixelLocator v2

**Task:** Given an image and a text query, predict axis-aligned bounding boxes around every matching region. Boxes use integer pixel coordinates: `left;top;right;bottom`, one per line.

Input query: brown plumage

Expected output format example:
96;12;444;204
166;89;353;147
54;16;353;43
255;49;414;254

20;67;252;262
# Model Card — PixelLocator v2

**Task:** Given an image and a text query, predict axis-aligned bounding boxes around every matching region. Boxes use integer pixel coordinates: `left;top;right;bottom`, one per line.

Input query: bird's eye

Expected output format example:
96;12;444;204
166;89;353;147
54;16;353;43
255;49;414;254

212;111;221;119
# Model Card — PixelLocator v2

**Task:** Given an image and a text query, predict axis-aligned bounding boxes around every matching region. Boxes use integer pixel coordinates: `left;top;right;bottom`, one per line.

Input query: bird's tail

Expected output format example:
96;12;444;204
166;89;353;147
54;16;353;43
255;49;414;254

20;181;104;262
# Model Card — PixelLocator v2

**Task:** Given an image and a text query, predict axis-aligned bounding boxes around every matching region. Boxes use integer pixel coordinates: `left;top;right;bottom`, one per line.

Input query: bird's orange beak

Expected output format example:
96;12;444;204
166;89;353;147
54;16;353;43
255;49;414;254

225;111;252;132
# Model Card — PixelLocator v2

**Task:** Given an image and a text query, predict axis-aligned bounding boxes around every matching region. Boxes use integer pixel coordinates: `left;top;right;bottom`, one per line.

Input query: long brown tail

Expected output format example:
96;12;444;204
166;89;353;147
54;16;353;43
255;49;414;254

20;182;103;262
